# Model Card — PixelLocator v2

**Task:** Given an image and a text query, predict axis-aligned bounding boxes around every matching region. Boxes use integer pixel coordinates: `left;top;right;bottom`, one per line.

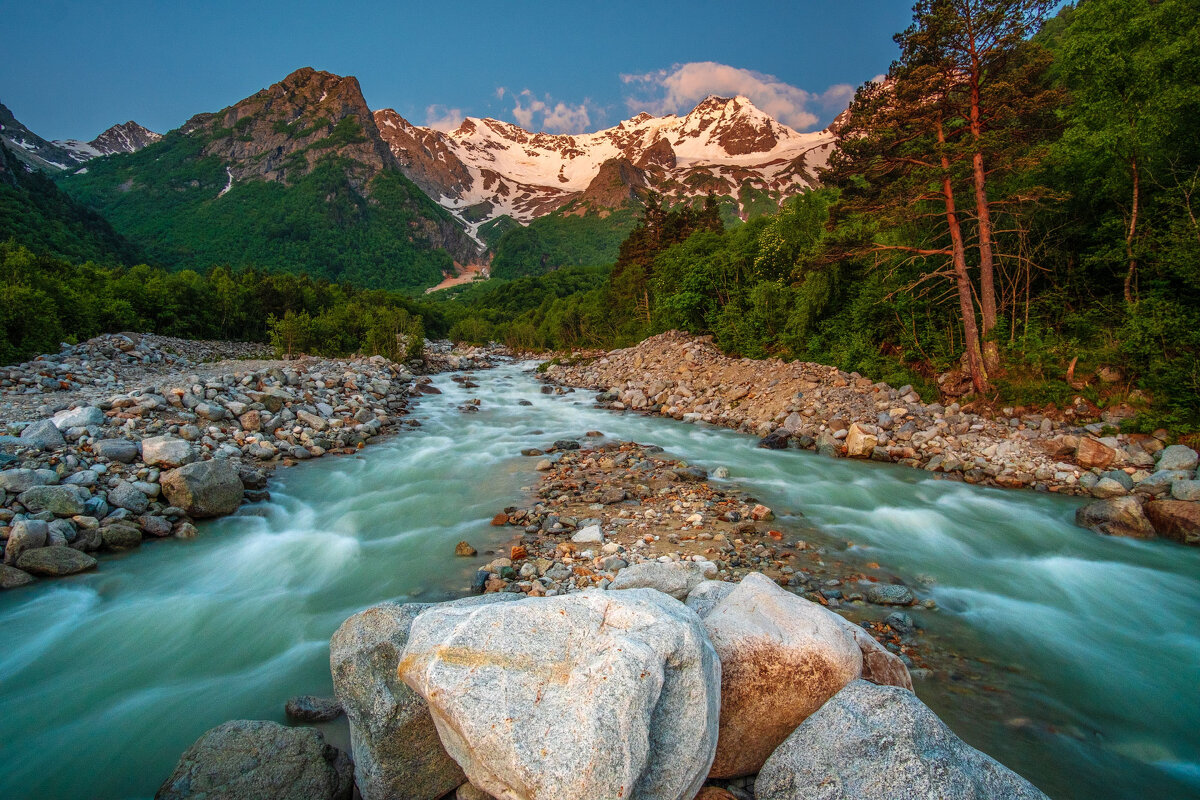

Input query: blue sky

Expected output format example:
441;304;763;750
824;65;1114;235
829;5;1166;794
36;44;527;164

5;0;924;140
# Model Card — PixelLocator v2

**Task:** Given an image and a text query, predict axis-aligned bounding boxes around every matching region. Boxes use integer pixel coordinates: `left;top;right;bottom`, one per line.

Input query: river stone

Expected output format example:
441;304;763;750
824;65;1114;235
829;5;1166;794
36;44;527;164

16;546;97;576
1169;480;1200;502
862;582;916;606
700;572;862;778
20;419;65;450
93;439;139;463
3;520;48;565
155;719;353;800
108;481;150;514
685;579;735;618
1075;496;1155;539
1076;437;1117;469
755;680;1049;800
608;560;718;600
331;595;520;800
160;460;243;518
52;406;105;429
0;468;53;493
101;524;142;550
397;589;721;800
841;621;913;690
1144;500;1200;546
142;436;197;468
0;563;35;588
1091;477;1129;499
285;695;344;723
571;524;603;543
17;485;88;517
845;424;877;458
1156;444;1199;472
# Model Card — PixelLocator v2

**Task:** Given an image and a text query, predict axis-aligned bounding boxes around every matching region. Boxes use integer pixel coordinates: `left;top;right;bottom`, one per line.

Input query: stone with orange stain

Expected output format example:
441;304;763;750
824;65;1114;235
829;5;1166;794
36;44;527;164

700;572;862;778
491;513;510;526
509;544;527;561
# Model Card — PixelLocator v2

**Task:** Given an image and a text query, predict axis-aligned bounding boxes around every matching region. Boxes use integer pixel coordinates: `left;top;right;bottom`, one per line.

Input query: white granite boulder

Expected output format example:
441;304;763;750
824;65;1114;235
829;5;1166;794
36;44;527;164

397;589;721;800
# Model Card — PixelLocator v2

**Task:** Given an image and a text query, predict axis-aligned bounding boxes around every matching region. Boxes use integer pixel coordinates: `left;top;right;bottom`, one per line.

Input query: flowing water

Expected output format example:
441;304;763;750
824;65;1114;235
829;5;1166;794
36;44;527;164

1;363;1197;800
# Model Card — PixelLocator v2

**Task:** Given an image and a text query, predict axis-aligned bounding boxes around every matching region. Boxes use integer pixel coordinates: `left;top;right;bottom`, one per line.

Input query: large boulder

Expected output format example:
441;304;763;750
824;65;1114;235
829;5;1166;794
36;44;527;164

17;484;88;517
19;419;65;450
1075;496;1155;539
16;546;97;576
156;719;353;800
699;572;863;778
3;520;48;565
397;589;721;800
142;436;197;468
1076;437;1117;469
755;680;1049;800
1144;500;1200;546
331;595;518;800
160;460;243;518
52;406;105;429
608;560;717;600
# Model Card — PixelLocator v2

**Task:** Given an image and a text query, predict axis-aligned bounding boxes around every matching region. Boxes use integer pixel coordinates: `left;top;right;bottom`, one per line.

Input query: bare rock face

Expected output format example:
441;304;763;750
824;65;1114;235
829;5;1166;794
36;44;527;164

1144;500;1200;546
397;589;721;800
330;595;520;800
756;680;1050;800
580;157;648;208
156;719;353;800
698;572;863;778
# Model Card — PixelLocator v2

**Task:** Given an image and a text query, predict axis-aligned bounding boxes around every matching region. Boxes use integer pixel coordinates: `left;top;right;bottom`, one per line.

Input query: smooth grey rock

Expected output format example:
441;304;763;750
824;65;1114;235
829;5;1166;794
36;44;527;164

608;560;718;599
100;525;142;550
20;419;65;450
0;563;35;589
16;546;97;576
17;485;88;517
156;719;352;800
62;469;99;487
398;589;721;800
3;520;48;565
52;406;105;429
571;524;603;543
1170;480;1200;502
1091;477;1129;498
160;460;242;518
108;481;150;514
93;439;139;463
142;436;196;468
756;680;1049;800
1157;444;1199;472
1075;496;1155;539
0;468;52;493
330;595;520;800
701;572;863;778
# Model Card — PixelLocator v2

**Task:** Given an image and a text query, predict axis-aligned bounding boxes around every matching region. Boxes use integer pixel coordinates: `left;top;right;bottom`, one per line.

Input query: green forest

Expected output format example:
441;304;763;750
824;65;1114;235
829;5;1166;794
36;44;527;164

1;0;1198;430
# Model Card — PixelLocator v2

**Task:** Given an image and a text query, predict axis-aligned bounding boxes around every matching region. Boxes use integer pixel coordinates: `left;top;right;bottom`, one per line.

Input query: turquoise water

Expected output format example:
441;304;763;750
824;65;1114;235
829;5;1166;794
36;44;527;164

0;363;1196;799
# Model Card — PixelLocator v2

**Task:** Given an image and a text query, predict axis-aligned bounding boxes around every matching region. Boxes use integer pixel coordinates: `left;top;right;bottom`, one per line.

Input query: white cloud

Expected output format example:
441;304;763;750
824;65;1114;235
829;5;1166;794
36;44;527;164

621;61;854;131
424;104;464;132
505;88;596;134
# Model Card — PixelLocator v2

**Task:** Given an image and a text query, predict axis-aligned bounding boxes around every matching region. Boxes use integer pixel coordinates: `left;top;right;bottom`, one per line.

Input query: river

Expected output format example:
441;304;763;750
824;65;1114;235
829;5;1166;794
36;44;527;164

0;362;1197;800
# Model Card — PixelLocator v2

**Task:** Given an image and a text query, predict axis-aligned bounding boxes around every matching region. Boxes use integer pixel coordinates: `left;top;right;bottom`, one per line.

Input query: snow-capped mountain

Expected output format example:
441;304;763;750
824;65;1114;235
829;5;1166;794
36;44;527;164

374;95;836;238
0;101;161;173
55;121;162;162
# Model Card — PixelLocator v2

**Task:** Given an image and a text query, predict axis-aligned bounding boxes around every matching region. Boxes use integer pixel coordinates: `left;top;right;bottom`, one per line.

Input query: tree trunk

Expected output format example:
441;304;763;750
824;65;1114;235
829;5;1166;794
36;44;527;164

1124;154;1140;305
970;76;999;372
939;118;989;394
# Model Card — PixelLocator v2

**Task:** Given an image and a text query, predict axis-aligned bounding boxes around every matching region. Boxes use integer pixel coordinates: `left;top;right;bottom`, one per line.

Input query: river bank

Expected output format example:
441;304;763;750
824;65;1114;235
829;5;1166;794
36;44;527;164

541;331;1200;545
0;333;505;590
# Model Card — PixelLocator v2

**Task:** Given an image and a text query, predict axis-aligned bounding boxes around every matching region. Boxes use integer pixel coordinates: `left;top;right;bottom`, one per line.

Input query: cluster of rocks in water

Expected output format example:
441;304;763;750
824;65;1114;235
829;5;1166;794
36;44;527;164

163;569;1046;800
543;331;1200;547
0;334;511;589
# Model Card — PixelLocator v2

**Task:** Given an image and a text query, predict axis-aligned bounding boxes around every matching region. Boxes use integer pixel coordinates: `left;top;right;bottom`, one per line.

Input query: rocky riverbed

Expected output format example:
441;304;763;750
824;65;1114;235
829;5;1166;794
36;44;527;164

0;334;506;589
541;331;1200;547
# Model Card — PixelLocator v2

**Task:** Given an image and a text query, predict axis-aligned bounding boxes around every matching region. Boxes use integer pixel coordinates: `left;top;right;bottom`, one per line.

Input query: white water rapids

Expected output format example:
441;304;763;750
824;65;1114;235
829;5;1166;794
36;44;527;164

0;362;1197;799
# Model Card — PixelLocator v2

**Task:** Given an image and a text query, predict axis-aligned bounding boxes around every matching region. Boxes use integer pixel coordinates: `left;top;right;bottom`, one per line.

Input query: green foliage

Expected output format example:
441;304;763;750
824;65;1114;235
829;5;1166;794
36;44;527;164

0;242;441;366
489;204;638;279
